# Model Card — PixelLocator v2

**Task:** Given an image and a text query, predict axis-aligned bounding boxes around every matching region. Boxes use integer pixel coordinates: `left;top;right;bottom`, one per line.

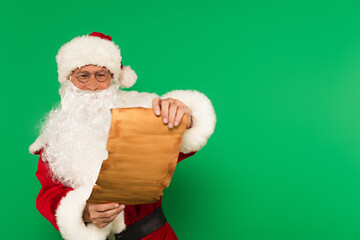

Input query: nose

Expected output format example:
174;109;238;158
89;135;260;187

86;75;99;91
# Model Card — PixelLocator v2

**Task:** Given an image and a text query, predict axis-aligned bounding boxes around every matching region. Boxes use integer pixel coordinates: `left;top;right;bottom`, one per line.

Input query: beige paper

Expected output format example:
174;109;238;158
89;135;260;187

87;107;187;205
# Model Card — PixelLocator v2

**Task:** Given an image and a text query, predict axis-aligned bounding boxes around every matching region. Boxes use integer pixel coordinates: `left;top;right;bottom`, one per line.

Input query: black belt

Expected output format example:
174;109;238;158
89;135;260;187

113;206;167;240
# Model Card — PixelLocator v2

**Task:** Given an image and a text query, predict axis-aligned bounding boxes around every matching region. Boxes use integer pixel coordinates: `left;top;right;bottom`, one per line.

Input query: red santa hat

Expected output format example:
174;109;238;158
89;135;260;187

55;32;137;88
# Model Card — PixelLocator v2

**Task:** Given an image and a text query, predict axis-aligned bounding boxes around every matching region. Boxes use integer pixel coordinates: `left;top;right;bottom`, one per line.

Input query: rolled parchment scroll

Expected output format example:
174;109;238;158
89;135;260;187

87;107;187;205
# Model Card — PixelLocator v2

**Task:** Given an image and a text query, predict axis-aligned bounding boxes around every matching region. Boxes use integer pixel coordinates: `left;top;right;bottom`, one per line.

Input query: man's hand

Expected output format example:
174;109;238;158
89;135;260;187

82;202;125;228
152;97;192;129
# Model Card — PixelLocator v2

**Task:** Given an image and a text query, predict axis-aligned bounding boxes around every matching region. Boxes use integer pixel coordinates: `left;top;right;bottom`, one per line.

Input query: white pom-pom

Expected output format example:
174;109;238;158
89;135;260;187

119;65;137;88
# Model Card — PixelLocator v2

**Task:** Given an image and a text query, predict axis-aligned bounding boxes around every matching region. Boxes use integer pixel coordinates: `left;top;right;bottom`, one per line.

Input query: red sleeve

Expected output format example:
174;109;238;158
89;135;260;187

177;151;197;164
35;150;74;231
35;150;195;230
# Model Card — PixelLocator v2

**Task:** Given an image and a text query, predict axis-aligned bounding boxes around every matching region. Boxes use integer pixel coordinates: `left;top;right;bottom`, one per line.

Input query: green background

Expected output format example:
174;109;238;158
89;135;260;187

1;0;360;239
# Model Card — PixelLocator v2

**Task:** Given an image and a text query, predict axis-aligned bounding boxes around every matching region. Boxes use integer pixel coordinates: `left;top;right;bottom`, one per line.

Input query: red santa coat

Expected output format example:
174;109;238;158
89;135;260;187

35;150;196;240
30;89;217;240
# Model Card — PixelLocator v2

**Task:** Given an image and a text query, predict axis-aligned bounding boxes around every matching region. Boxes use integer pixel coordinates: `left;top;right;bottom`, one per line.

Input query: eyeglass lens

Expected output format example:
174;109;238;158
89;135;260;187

76;71;109;82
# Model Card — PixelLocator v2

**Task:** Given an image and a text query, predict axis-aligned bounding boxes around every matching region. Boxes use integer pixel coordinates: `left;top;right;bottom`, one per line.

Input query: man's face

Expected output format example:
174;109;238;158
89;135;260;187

70;64;112;91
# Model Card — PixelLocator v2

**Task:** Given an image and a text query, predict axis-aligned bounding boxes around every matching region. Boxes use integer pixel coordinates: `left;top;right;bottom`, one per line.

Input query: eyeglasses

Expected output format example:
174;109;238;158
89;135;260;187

74;70;110;83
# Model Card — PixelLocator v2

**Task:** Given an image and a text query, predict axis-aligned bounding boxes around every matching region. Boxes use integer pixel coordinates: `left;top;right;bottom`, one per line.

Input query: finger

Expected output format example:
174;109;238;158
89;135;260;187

93;202;123;212
152;98;161;116
100;211;121;222
161;100;170;124
168;103;179;129
174;107;185;127
97;205;124;219
91;205;124;222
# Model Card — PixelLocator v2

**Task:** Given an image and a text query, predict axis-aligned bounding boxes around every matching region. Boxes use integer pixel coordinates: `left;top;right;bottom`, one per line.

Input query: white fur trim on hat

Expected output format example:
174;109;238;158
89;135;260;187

56;34;136;88
119;65;137;88
29;134;44;154
160;90;217;153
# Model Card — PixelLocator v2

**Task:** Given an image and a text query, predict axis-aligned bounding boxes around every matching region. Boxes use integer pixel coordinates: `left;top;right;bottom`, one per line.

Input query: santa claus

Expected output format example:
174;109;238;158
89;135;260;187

29;32;216;240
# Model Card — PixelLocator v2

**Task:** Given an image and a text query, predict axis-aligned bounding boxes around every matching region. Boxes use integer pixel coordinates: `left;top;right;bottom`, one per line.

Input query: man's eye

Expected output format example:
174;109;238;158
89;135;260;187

79;75;87;77
98;74;105;77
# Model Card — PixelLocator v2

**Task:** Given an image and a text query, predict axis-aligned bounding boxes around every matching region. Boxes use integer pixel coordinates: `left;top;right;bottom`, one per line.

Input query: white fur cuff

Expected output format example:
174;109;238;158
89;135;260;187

160;90;216;153
29;135;44;155
55;186;113;240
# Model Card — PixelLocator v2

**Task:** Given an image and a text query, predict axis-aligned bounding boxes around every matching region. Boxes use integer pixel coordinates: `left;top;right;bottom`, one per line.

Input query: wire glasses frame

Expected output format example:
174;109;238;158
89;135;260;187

74;70;111;83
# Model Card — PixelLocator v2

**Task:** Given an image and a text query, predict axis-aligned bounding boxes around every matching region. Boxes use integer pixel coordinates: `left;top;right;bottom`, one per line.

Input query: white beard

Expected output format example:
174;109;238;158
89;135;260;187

40;81;124;188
